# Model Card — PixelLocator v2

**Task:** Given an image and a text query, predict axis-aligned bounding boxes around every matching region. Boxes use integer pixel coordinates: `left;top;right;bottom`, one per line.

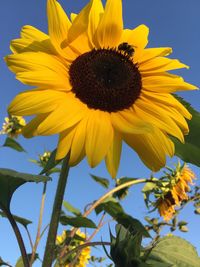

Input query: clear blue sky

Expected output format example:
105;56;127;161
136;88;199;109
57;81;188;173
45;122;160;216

0;0;200;266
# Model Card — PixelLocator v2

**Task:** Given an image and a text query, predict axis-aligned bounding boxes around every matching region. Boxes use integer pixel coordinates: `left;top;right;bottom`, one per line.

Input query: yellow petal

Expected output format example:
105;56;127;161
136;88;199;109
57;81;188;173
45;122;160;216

88;0;104;47
120;25;149;49
56;128;76;160
5;52;67;73
155;103;190;135
124;129;174;172
10;38;56;54
22;114;48;138
5;52;70;90
141;91;191;119
111;111;152;134
37;95;87;135
70;13;77;22
86;110;113;167
96;0;123;48
12;25;55;54
16;70;71;90
105;131;122;178
21;25;49;40
68;1;93;43
69;118;88;166
134;98;185;142
8;90;64;116
139;47;172;63
47;0;71;55
63;32;93;58
142;74;197;93
140;57;188;74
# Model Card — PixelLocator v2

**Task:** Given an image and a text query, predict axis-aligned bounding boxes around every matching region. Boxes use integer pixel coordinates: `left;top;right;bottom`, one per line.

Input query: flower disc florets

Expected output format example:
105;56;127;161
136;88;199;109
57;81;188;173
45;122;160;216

70;48;142;112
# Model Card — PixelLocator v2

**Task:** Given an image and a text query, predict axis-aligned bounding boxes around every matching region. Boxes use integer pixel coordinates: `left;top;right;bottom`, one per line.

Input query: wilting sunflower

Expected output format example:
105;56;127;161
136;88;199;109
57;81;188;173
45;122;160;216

0;115;26;138
5;0;196;177
156;163;195;221
56;229;91;267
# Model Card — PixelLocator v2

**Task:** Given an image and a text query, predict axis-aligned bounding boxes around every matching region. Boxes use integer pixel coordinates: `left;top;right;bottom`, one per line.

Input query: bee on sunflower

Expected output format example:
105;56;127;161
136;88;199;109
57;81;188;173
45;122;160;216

5;0;197;177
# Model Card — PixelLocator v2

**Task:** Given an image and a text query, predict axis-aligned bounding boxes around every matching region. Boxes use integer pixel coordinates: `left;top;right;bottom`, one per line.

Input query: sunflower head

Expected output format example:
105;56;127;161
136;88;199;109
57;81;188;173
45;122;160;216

155;163;195;221
56;229;91;267
0;115;26;138
5;0;197;177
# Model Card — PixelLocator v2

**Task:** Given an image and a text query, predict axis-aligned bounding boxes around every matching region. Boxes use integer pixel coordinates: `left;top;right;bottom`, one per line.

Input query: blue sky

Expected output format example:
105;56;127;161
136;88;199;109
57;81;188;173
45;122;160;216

0;0;200;266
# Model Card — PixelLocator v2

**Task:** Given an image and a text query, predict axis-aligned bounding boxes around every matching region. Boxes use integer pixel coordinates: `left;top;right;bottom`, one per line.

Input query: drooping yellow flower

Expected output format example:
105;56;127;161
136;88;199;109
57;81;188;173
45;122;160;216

56;230;91;267
5;0;197;177
156;164;195;221
0;115;26;138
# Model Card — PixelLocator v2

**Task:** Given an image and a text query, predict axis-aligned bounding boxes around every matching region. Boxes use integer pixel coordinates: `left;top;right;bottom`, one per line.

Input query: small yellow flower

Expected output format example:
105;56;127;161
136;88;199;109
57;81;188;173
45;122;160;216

5;0;197;177
39;151;51;165
56;230;67;245
56;230;91;267
156;164;195;221
0;115;26;138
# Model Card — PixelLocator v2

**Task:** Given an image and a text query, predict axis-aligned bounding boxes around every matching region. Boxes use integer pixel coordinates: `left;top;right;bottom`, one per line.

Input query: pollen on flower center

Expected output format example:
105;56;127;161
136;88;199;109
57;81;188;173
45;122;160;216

69;48;142;112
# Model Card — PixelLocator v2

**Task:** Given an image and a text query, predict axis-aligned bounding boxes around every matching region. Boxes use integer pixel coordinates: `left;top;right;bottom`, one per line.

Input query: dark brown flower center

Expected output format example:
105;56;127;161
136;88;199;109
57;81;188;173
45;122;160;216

69;48;142;112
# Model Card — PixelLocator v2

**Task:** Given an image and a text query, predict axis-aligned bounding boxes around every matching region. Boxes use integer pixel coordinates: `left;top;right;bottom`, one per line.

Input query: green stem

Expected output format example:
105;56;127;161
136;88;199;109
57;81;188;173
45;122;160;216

30;182;47;266
42;154;70;267
1;205;30;267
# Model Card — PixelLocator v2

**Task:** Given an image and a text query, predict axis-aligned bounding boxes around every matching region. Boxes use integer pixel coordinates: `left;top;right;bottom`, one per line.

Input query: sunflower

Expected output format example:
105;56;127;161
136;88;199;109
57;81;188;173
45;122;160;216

156;163;195;221
56;230;91;267
5;0;196;177
0;115;26;138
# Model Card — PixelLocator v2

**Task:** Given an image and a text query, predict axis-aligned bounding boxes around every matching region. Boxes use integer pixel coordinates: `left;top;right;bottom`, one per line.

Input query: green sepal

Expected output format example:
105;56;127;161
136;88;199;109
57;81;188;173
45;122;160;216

2;137;26;152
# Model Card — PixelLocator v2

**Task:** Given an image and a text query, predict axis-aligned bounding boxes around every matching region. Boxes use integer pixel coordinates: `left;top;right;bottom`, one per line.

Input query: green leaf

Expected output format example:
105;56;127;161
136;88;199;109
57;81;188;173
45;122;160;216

48;167;61;174
63;201;81;216
40;149;62;175
90;174;110;188
60;215;96;228
2;137;26;152
95;200;150;238
172;96;200;167
178;221;188;227
0;211;32;228
95;199;123;216
173;138;200;167
109;224;144;267
116;213;150;238
113;177;138;200
16;254;38;267
0;168;50;209
146;236;200;267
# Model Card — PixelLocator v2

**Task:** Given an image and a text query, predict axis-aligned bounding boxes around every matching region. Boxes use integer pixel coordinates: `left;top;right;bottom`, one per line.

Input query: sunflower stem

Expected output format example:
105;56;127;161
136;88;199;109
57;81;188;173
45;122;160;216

42;154;70;267
30;182;47;266
1;205;30;267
